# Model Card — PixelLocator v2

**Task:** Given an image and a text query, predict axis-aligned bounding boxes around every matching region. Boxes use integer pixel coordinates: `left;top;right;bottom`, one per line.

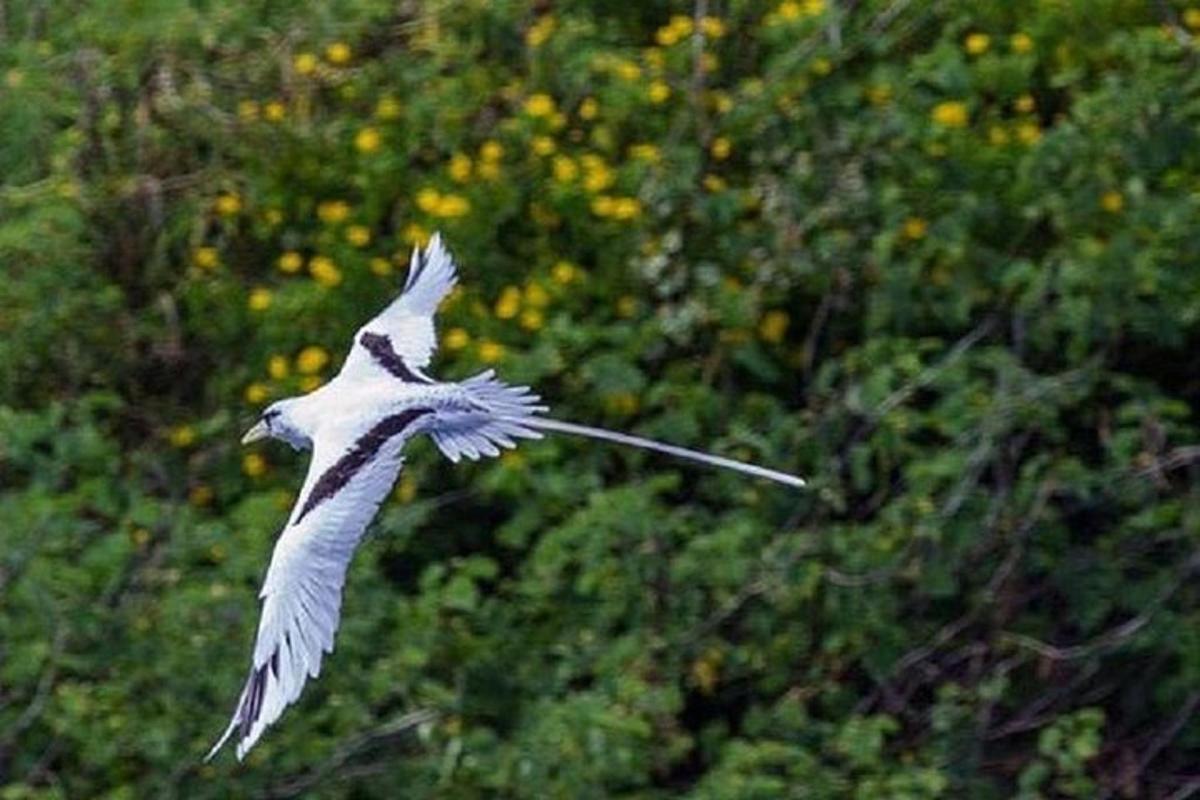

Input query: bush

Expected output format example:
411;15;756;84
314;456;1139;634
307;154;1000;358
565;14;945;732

2;0;1199;796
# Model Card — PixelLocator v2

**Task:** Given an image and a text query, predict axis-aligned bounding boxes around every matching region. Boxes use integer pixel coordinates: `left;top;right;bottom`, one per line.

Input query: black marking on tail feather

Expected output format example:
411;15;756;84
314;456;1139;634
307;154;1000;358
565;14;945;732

359;332;431;383
293;408;433;525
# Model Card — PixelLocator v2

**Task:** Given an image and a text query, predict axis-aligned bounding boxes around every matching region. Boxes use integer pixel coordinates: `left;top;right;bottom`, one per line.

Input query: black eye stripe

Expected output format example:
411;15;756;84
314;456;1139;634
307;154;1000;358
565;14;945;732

264;410;281;421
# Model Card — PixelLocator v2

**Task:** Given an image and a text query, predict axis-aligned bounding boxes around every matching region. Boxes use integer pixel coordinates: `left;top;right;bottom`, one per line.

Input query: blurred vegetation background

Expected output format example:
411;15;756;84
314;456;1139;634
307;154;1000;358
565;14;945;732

3;0;1200;796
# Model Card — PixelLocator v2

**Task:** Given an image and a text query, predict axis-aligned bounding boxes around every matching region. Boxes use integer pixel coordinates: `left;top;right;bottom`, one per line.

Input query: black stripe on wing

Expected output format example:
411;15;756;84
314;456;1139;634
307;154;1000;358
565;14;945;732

358;332;432;383
293;407;433;525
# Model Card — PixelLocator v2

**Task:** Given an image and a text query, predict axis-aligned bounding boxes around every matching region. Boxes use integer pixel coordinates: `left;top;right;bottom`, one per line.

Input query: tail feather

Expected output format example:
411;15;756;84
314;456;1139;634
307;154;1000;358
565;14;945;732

431;371;546;463
515;417;806;489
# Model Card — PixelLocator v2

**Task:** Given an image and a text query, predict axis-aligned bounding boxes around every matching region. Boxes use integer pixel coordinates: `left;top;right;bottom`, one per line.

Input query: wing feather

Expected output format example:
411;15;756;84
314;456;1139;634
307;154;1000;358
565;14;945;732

338;232;458;382
207;418;420;762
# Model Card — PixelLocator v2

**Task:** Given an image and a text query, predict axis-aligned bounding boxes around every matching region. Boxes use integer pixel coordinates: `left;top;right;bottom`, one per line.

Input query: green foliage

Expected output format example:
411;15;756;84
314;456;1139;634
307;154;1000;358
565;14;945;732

3;0;1200;796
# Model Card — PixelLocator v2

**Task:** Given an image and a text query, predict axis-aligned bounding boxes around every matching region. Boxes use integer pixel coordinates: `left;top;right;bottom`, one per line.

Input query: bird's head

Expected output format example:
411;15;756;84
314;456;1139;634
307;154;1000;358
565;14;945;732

241;399;312;451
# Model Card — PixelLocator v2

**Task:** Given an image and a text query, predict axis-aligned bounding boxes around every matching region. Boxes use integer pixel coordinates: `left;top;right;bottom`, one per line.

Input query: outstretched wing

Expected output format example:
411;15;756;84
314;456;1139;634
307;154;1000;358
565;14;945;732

206;408;433;761
338;232;458;383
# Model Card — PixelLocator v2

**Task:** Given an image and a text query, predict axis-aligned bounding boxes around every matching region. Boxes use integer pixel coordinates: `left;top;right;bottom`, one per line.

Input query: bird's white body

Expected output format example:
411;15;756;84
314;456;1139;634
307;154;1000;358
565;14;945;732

207;234;803;762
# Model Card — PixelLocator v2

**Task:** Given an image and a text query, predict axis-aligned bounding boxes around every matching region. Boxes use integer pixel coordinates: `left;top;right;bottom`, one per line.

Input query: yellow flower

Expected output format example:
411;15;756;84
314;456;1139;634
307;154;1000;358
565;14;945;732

591;195;615;217
293;52;318;75
866;84;892;106
524;93;556;117
964;33;991;55
448;153;473;182
370;257;392;276
611;197;642;220
298;375;322;392
581;155;614;192
628;143;661;163
214;193;242;216
480;140;504;162
1010;32;1034;53
192;247;219;270
759;310;790;344
701;16;727;37
903;216;928;240
1016;121;1041;144
1182;8;1200;30
188;484;214;507
434;193;470;218
578;97;598;120
278;251;303;273
478;161;500;181
268;355;289;380
616;295;638;318
552;260;578;284
647;81;671;104
615;61;642;81
248;287;272;311
309;255;343;287
296;346;330;374
524;282;550;308
317;200;350;223
811;57;832;76
416;188;441;213
532;135;556;156
444;327;470;350
244;382;270;404
325;42;351;65
931;101;969;128
710;91;734;114
395;474;418;503
346;225;371;247
263;101;286;121
552;155;578;182
804;0;826;14
988;125;1010;146
655;25;681;47
1100;190;1124;213
703;174;727;193
1014;94;1035;114
242;453;267;478
495;286;521;319
518;309;545;332
169;424;196;448
526;15;556;47
355;127;381;153
376;96;402;119
264;209;283;226
777;0;801;19
605;391;639;416
710;136;732;160
237;100;259;121
402;223;430;246
478;340;505;363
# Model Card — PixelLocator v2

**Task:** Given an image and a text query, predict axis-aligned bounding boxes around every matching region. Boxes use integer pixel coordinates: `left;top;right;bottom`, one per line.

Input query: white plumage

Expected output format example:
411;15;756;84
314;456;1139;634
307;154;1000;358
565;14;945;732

206;233;803;761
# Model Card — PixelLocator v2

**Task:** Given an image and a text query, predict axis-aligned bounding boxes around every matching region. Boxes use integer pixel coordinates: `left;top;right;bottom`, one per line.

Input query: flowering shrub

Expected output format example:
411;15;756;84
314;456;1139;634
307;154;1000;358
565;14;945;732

2;1;1200;796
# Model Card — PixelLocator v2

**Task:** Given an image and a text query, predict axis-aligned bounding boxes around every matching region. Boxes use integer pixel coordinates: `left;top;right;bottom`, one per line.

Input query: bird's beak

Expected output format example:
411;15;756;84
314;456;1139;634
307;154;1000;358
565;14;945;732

241;420;269;445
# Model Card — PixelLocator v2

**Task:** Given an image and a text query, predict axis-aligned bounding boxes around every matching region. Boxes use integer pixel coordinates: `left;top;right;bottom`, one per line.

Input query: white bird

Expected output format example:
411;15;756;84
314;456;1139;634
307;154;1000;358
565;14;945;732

206;233;804;761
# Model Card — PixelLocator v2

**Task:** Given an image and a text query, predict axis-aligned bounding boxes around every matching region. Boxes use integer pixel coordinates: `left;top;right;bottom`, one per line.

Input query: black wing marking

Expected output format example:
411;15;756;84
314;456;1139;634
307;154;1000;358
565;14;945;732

292;407;433;525
359;332;433;384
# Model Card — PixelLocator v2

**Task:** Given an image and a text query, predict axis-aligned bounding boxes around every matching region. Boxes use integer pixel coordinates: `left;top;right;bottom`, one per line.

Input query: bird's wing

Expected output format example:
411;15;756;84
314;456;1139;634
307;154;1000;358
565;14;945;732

206;407;433;761
338;232;458;383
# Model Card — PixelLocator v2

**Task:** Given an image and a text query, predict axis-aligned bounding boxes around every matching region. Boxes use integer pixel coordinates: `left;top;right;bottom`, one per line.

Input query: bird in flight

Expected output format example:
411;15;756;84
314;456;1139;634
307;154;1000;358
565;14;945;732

206;233;804;761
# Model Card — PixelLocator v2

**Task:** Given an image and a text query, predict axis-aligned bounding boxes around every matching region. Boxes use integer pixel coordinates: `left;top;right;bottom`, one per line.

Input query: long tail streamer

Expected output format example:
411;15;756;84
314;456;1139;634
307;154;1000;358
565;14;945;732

518;417;805;489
